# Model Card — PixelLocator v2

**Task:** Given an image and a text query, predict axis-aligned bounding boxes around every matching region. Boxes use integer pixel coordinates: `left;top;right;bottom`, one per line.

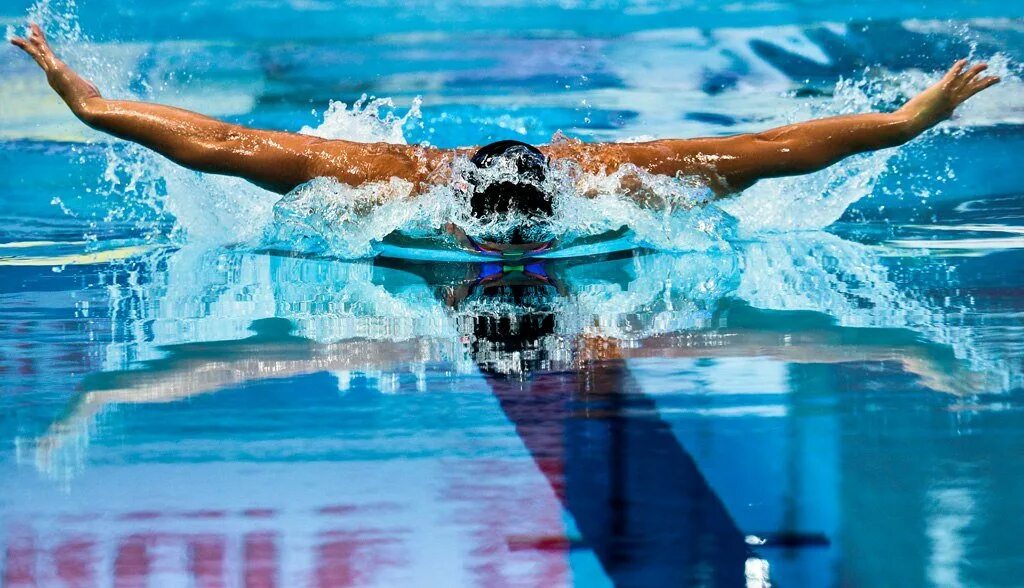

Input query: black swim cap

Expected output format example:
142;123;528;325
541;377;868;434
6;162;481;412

468;140;552;244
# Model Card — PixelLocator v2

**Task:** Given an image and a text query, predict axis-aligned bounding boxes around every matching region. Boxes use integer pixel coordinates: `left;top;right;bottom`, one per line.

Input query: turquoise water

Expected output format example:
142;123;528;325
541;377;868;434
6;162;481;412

2;1;1024;586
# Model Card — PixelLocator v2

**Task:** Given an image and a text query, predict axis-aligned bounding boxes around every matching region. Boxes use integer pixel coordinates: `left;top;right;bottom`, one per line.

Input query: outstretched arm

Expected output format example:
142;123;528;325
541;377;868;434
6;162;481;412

574;60;1000;196
11;24;442;194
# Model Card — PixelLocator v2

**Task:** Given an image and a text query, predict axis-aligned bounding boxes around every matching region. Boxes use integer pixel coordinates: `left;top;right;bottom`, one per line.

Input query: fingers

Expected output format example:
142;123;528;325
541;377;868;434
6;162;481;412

11;22;46;47
10;22;55;69
963;63;988;84
945;60;986;89
28;23;49;49
945;59;992;84
944;59;968;81
10;35;39;59
980;75;1001;89
29;23;50;50
944;59;1003;98
967;75;1001;98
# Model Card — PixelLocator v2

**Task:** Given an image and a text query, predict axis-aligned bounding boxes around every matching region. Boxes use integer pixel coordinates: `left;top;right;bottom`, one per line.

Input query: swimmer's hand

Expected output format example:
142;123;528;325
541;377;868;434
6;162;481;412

10;23;102;115
9;23;58;72
898;59;1001;131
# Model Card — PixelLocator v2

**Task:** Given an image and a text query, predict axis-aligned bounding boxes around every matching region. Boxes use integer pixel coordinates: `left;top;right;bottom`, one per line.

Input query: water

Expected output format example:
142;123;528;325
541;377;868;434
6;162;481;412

2;0;1024;586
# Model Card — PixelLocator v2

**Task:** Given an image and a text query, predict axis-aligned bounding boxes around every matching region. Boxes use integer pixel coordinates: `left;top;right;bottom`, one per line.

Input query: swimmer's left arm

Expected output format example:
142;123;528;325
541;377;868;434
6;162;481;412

604;59;1000;195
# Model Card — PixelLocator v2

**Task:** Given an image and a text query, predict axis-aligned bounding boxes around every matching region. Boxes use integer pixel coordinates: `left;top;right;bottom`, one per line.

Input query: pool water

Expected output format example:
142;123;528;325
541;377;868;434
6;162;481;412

2;1;1024;586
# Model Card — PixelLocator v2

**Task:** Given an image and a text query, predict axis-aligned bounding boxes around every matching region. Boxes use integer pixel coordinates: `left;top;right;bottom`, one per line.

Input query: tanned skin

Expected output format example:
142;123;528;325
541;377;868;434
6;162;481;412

12;24;1000;203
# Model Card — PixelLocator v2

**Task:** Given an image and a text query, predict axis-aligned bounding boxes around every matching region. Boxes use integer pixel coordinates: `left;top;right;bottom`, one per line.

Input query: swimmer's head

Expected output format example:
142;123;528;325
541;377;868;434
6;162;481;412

466;140;552;246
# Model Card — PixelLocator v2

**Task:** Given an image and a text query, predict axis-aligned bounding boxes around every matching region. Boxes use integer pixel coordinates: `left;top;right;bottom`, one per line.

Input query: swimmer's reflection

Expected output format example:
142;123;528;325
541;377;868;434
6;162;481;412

38;253;982;463
32;253;987;584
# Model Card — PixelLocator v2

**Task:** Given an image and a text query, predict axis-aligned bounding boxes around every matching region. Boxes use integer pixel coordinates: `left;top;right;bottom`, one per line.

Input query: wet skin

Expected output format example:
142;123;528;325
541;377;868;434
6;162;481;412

11;23;1001;252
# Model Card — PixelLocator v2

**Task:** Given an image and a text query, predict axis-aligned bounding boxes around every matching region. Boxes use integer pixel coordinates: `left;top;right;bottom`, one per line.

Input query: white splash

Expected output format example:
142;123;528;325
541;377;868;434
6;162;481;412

301;95;422;144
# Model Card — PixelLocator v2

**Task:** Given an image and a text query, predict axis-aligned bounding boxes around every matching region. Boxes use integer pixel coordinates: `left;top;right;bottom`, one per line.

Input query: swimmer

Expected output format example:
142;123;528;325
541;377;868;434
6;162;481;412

11;23;1002;256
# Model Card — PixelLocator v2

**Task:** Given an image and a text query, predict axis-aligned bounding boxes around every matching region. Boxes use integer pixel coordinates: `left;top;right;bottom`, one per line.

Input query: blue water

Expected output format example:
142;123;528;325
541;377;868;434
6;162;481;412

3;1;1024;586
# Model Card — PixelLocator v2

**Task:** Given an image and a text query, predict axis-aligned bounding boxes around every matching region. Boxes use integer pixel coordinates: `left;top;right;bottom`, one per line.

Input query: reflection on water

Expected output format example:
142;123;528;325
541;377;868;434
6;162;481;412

85;230;1012;389
4;231;1022;585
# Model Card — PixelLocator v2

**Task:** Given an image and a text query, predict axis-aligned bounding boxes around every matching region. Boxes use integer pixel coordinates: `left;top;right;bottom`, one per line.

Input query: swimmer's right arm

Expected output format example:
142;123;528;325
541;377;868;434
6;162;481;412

11;24;443;194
